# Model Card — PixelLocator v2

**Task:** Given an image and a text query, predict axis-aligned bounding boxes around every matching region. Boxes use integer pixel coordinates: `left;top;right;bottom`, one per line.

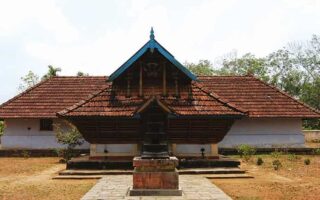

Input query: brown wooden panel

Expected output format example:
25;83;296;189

71;118;142;144
166;118;234;144
69;116;235;144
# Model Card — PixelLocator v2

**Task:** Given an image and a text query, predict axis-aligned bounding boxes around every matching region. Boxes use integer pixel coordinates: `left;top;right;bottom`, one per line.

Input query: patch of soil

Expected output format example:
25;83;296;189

212;155;320;200
0;157;97;200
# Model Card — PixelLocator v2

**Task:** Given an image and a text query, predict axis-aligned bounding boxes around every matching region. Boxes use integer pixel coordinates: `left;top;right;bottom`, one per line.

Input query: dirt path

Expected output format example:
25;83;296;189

14;164;65;184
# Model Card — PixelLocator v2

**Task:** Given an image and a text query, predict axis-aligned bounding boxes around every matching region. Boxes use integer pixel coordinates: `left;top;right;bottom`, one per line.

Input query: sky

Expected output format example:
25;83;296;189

1;0;320;103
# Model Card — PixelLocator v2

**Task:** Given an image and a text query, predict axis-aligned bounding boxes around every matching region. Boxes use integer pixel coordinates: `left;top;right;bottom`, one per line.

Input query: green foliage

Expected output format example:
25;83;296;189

304;158;311;165
236;144;256;161
77;71;89;76
18;70;40;92
270;151;283;159
287;153;299;161
21;150;31;159
256;157;264;166
212;34;320;129
42;65;61;80
272;160;282;170
312;148;320;155
54;121;84;161
218;53;270;82
0;121;4;137
185;60;215;76
54;148;74;163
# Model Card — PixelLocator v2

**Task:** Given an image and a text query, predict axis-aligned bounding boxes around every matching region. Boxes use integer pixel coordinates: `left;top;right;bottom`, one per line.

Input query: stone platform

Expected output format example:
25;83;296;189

81;175;232;200
130;156;182;196
67;156;240;170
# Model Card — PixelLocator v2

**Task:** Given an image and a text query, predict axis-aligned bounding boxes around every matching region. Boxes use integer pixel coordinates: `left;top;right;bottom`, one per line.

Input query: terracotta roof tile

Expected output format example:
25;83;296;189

0;76;108;118
58;83;244;117
198;75;320;118
0;75;319;119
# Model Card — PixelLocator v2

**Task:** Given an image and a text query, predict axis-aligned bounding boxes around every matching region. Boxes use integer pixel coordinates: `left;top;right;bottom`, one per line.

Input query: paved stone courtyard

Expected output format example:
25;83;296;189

81;175;232;200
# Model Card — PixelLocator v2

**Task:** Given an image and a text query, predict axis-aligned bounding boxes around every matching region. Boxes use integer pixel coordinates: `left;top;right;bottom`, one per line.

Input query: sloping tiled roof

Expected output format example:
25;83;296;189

0;75;319;119
57;83;245;117
198;76;320;118
0;76;108;119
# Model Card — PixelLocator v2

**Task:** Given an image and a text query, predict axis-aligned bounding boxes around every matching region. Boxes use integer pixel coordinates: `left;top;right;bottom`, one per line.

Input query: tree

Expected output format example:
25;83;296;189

42;65;61;80
76;71;89;76
185;60;215;76
211;34;320;129
0;121;4;137
217;53;270;82
18;70;40;92
54;121;84;161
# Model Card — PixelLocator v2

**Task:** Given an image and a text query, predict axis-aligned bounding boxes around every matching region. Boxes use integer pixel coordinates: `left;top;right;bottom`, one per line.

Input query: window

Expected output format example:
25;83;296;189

40;119;53;131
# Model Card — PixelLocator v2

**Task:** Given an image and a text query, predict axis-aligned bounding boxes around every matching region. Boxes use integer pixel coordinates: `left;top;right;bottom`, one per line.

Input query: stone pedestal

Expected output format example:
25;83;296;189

129;156;182;196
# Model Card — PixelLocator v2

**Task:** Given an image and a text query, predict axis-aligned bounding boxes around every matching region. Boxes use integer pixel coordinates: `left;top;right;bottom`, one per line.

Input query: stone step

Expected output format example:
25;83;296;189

54;172;252;180
53;175;102;179
59;167;245;176
205;174;253;179
179;168;246;174
59;169;132;176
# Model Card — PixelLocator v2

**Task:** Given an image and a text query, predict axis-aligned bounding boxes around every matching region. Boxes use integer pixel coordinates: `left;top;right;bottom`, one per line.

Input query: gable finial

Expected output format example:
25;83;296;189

150;27;155;40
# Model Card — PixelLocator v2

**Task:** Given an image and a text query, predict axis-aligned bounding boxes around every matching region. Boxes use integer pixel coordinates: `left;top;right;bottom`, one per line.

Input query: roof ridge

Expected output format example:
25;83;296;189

109;38;197;81
57;85;110;116
250;76;320;116
198;75;250;78
192;82;247;115
0;77;52;110
52;76;107;78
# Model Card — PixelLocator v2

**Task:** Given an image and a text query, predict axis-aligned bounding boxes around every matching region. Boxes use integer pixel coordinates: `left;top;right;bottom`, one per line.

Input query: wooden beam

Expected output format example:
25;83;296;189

126;72;132;97
174;77;179;97
139;62;143;96
163;62;167;96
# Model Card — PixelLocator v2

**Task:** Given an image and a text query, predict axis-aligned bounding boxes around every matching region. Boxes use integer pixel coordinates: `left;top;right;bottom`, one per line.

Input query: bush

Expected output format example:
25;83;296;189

304;158;311;165
21;150;30;159
287;153;299;161
0;121;5;137
54;148;70;163
313;148;320;155
270;151;283;159
256;157;264;165
237;144;256;162
272;160;282;170
54;121;84;161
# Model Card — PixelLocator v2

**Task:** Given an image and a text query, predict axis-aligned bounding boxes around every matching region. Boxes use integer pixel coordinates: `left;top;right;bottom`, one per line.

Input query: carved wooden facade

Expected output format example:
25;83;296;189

58;29;245;146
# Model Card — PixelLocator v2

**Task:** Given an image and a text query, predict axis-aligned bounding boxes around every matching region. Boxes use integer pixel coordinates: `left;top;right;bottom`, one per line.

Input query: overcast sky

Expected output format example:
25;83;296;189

1;0;320;103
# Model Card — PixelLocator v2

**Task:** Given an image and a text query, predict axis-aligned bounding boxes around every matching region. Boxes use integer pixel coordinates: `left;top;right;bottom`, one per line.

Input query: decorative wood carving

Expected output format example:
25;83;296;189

163;62;167;96
139;62;143;96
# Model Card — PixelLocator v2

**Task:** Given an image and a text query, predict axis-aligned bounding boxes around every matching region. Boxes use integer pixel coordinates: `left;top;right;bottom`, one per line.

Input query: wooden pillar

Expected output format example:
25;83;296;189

173;72;179;97
126;72;132;97
188;85;192;99
133;143;139;156
172;143;177;155
162;63;167;96
210;144;218;156
139;63;143;96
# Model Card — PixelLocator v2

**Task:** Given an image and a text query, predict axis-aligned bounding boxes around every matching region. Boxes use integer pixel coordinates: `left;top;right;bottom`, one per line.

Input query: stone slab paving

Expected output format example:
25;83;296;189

81;175;232;200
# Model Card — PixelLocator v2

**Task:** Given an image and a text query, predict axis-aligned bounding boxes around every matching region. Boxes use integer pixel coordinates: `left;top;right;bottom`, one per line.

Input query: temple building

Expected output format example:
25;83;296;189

0;29;319;158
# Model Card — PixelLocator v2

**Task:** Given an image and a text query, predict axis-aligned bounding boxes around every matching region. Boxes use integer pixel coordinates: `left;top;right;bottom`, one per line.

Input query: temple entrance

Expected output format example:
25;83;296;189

140;101;169;158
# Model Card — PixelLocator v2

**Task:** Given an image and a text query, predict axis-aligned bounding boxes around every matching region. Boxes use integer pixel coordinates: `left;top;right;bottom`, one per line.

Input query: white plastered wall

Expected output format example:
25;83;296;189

1;119;89;149
90;144;138;156
218;118;305;147
2;117;305;151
